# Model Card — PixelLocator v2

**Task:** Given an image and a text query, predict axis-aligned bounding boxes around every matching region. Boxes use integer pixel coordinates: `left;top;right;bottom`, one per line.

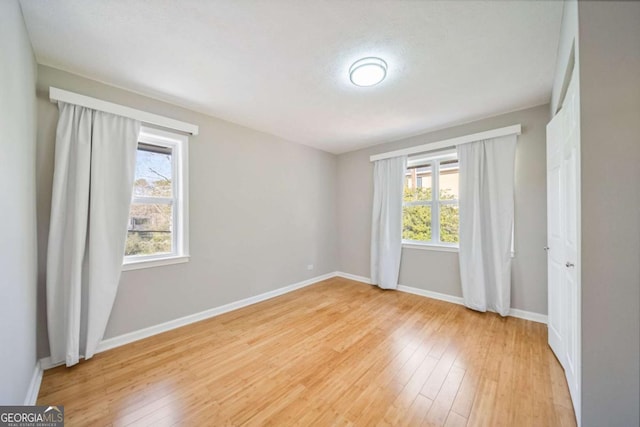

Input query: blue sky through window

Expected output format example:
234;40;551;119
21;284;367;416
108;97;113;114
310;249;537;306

135;149;172;183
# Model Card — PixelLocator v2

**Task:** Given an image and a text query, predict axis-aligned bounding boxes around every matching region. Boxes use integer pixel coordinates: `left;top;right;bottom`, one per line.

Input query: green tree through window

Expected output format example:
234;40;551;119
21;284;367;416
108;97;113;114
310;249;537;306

402;158;459;244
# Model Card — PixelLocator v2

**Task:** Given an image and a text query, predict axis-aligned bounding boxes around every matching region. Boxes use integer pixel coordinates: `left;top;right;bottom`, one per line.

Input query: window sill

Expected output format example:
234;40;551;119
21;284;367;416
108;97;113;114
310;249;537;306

402;243;459;253
122;255;190;271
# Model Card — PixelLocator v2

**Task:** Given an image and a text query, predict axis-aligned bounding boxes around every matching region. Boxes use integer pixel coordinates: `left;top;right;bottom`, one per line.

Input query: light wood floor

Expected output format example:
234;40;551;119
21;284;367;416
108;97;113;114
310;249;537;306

38;278;576;426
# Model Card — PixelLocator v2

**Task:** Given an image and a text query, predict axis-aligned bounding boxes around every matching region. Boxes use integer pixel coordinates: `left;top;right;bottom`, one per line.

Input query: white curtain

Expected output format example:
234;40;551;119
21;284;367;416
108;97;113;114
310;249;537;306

47;102;140;366
458;135;517;316
371;156;407;290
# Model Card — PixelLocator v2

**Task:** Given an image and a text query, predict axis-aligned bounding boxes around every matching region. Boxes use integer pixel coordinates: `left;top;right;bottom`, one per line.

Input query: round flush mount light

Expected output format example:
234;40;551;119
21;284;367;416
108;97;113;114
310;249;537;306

349;57;387;87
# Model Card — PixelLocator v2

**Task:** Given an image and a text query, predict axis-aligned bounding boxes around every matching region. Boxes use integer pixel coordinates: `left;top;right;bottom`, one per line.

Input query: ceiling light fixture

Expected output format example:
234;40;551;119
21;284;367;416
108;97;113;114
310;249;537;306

349;57;387;87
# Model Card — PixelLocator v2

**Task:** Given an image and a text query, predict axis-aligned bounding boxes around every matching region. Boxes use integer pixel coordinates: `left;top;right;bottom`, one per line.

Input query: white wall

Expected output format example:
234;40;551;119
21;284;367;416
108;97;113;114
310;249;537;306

35;65;338;353
0;0;38;404
337;104;549;315
577;2;640;426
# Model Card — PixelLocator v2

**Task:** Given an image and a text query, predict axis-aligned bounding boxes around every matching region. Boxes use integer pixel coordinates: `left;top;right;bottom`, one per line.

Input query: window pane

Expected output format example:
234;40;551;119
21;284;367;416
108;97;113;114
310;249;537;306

125;203;173;256
439;159;459;200
404;164;432;202
134;144;173;197
403;205;431;241
440;204;459;243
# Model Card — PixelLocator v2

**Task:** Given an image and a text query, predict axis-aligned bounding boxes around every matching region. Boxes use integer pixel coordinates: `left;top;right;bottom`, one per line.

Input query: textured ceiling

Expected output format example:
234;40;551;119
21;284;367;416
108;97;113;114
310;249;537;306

20;1;562;154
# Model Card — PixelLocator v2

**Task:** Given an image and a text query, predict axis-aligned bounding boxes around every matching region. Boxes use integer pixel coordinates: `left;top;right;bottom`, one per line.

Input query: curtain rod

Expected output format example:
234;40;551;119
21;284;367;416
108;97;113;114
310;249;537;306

49;87;199;135
369;124;521;162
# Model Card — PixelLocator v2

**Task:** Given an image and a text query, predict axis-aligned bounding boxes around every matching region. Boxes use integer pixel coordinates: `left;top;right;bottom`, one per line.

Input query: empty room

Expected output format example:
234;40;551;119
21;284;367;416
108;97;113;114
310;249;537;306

1;0;638;426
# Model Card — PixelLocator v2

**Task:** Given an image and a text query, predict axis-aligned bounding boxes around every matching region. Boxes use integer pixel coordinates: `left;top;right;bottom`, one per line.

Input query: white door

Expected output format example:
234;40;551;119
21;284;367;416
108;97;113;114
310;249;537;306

547;66;581;422
546;105;566;367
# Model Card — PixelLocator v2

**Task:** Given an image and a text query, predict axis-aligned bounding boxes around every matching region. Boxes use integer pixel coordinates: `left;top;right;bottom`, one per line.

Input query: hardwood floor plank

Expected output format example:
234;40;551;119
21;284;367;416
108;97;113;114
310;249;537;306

420;347;457;400
402;393;433;427
450;371;478;419
444;411;468;427
467;378;498;427
37;278;575;426
424;365;466;426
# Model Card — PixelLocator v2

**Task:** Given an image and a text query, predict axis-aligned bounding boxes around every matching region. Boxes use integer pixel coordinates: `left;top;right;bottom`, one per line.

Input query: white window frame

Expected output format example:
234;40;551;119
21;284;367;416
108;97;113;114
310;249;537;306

123;126;190;270
402;149;459;251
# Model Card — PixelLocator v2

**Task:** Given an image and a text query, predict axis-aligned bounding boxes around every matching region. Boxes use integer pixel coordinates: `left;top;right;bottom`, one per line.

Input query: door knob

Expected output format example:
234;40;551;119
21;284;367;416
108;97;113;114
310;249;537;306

566;262;575;267
543;246;550;251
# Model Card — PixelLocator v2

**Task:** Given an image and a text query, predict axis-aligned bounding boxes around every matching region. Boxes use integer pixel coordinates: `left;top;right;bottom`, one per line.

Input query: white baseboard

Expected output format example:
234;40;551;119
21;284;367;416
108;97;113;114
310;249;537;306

23;362;43;405
333;271;373;284
335;272;547;324
96;271;335;354
39;357;62;371
507;308;548;324
397;284;465;305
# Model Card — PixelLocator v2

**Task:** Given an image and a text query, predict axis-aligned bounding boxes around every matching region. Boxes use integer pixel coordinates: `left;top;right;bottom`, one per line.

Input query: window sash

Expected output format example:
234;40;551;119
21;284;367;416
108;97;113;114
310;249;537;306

131;196;173;205
404;199;458;207
403;156;459;246
127;199;176;259
138;142;171;155
124;127;188;265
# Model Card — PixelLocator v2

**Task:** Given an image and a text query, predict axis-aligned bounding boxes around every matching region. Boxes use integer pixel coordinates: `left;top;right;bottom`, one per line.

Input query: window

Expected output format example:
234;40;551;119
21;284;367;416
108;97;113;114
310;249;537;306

403;150;459;248
123;127;189;270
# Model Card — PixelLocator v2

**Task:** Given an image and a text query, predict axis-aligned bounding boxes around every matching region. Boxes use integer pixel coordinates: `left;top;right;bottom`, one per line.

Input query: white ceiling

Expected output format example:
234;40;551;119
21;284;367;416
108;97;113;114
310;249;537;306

20;1;562;154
